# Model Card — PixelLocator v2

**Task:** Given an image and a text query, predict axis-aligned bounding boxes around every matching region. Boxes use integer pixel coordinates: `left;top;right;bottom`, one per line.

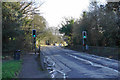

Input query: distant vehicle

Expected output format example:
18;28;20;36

46;40;50;45
59;43;62;46
55;43;57;46
53;43;55;46
54;42;58;46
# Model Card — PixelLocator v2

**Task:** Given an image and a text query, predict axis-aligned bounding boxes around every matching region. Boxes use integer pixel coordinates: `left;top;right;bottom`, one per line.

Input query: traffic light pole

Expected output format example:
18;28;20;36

83;38;86;51
35;40;36;54
34;37;36;54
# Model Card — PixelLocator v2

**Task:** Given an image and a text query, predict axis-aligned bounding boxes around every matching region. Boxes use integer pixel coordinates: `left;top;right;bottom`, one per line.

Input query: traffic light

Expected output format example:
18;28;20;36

83;31;87;38
82;31;87;51
32;29;36;37
83;38;86;46
83;33;86;38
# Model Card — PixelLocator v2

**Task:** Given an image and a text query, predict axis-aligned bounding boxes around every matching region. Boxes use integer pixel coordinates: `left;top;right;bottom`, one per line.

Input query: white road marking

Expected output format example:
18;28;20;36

65;53;119;73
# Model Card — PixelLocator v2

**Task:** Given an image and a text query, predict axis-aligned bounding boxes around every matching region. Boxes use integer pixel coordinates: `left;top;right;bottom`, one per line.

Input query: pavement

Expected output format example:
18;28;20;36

18;53;50;78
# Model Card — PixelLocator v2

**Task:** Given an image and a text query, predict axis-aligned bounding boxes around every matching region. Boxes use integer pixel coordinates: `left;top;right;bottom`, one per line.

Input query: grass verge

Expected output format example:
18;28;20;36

0;62;2;79
2;60;22;79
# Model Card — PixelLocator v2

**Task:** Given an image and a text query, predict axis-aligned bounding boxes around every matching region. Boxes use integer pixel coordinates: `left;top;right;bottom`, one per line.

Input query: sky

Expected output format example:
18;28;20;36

39;0;90;27
35;0;107;28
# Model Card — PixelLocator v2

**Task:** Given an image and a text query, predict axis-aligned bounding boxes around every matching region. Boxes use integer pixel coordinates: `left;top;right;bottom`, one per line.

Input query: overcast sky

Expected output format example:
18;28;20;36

39;0;90;27
36;0;107;27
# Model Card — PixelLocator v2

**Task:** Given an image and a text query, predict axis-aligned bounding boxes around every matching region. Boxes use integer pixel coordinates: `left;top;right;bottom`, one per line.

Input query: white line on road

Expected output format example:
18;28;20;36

65;53;119;73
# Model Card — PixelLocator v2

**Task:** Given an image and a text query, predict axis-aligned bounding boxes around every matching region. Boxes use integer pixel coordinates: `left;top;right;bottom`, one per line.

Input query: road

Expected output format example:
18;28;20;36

41;46;119;78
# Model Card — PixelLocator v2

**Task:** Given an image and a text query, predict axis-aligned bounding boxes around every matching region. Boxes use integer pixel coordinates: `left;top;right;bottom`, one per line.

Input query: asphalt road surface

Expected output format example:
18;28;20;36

41;46;119;78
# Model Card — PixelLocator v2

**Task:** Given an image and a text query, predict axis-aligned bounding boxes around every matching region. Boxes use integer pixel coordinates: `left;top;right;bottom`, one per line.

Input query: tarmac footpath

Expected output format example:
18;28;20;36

18;53;50;78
